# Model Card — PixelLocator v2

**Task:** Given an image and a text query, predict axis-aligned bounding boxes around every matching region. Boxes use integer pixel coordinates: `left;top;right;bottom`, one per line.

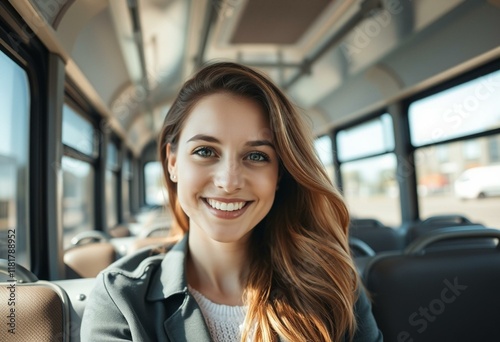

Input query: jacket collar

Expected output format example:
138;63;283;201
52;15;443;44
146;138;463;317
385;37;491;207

147;233;189;301
146;234;214;342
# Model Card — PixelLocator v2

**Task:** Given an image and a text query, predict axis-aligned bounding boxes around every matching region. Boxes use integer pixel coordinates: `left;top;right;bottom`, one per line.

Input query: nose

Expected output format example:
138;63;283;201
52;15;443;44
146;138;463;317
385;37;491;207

213;158;244;193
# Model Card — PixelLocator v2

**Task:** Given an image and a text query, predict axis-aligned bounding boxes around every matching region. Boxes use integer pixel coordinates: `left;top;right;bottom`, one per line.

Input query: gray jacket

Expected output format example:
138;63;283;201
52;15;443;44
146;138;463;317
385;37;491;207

81;236;383;341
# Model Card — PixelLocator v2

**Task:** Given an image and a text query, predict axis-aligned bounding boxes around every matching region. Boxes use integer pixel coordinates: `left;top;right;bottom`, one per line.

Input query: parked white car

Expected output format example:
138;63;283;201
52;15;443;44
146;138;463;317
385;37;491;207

454;165;500;199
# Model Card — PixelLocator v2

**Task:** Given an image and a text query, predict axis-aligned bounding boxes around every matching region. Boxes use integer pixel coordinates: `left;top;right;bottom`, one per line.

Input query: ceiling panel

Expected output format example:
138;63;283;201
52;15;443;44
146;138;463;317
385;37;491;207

230;0;333;45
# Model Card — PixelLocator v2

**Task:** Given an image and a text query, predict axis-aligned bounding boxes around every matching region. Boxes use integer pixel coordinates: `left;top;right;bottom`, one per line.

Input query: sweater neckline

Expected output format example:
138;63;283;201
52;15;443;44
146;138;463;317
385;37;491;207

188;285;247;320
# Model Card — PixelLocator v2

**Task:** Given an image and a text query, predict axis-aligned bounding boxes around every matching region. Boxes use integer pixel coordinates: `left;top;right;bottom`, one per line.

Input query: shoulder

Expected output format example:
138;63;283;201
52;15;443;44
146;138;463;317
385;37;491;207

96;249;166;297
104;248;165;278
351;287;384;342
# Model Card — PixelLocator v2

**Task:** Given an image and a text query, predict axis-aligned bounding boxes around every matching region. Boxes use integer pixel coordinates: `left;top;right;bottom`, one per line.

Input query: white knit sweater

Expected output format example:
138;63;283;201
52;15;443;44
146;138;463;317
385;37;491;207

188;285;248;342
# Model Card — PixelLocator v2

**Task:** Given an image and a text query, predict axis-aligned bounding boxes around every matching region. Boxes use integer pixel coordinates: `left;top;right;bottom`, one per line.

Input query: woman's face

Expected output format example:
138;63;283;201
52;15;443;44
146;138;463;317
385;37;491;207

167;92;280;244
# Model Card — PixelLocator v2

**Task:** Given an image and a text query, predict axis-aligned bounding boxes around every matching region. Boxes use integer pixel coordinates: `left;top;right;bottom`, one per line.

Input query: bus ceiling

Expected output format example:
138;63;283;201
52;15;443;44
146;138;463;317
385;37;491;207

9;0;500;155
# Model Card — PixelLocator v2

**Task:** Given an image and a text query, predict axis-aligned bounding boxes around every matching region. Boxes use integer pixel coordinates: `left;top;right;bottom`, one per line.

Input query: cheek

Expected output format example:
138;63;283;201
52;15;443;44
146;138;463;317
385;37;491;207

176;159;206;206
253;168;279;198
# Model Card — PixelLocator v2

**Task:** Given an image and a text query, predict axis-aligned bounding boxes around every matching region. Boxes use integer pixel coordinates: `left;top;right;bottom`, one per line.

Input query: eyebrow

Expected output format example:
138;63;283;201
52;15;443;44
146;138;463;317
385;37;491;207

187;134;275;149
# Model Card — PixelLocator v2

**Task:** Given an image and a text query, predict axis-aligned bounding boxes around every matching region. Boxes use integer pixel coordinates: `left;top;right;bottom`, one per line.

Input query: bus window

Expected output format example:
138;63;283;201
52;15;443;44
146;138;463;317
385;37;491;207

106;141;119;229
341;154;400;226
122;153;133;220
409;69;500;147
314;135;335;183
337;114;394;162
144;161;167;206
410;68;500;228
61;157;95;247
0;50;30;268
337;114;400;226
61;104;96;248
62;104;97;156
415;136;500;228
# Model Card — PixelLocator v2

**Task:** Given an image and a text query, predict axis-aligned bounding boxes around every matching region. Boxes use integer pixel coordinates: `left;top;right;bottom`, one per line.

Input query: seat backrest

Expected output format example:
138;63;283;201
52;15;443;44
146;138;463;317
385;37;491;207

127;235;179;255
405;214;490;248
363;227;500;342
0;260;70;341
349;218;403;252
54;278;97;342
64;242;116;278
108;224;131;238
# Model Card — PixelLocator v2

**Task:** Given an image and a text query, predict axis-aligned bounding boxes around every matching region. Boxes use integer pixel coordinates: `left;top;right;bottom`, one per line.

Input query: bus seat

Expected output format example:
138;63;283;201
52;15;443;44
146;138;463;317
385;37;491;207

108;224;131;238
0;260;71;341
64;231;116;278
349;237;376;257
405;214;491;248
64;242;116;278
363;227;500;342
53;278;96;342
349;218;404;253
127;235;179;255
126;224;175;255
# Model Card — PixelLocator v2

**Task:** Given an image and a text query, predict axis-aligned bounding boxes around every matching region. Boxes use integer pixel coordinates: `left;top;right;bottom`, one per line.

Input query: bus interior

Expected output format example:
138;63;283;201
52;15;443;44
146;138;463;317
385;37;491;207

1;0;500;341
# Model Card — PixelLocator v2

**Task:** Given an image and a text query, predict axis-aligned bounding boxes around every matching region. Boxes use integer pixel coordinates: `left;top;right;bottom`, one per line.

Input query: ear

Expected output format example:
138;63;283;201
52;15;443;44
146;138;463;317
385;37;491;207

166;143;177;182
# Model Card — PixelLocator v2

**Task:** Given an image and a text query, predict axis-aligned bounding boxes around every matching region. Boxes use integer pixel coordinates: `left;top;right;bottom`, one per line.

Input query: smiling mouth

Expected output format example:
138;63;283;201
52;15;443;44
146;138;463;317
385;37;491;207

204;198;249;212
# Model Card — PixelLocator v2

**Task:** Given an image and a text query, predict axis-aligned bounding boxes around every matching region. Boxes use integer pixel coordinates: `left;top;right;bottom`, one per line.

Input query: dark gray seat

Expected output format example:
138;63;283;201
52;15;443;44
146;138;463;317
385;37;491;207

349;218;404;253
405;214;492;249
363;227;500;342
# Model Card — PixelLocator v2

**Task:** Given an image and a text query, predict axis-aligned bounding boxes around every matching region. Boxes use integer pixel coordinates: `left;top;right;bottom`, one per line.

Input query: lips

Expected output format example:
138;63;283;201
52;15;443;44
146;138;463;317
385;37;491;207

206;198;247;211
202;197;251;219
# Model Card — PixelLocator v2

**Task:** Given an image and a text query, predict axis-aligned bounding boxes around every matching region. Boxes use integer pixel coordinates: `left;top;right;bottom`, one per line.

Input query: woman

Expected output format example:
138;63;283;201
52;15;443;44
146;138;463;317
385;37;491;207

81;62;382;341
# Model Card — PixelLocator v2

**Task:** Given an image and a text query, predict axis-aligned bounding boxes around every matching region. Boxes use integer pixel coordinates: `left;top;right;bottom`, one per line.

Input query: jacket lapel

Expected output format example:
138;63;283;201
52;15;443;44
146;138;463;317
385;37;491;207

163;295;213;342
146;234;213;342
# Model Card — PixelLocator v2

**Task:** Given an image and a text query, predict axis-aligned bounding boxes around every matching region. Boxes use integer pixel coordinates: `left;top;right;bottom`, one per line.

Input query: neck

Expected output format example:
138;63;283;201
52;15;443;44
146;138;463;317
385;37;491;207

186;230;250;306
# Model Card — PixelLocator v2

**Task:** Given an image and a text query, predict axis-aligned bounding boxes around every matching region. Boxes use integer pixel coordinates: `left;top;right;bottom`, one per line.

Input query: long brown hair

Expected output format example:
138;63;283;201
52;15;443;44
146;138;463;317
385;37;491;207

158;62;358;341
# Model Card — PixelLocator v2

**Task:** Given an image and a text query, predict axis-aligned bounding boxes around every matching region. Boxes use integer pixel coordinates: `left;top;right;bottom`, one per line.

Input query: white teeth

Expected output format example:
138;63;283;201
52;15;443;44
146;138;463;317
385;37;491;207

207;199;246;211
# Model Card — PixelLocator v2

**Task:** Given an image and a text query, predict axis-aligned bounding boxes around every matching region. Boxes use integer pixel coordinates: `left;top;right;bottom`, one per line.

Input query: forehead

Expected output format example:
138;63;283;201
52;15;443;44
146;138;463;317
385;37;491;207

179;92;273;142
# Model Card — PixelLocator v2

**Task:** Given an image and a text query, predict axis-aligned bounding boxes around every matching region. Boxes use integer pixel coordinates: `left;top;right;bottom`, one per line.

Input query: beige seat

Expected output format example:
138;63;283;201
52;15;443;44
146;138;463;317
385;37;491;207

0;260;70;341
108;224;131;238
64;242;116;278
64;231;116;278
126;224;177;255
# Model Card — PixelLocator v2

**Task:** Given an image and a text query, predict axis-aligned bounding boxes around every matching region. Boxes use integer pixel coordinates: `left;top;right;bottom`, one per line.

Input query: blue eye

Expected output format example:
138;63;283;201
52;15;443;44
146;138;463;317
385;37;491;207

246;152;270;162
193;147;216;158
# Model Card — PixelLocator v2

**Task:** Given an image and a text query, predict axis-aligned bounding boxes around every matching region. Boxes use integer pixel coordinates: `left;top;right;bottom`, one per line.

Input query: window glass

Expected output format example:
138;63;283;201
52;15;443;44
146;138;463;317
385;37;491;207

123;154;133;178
62;104;96;156
341;154;400;226
314;135;335;183
337;114;394;162
107;141;119;170
62;156;94;248
106;170;118;228
415;135;500;228
409;69;500;147
122;154;132;219
0;50;30;269
122;177;130;220
489;136;500;163
463;140;480;161
145;162;168;206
